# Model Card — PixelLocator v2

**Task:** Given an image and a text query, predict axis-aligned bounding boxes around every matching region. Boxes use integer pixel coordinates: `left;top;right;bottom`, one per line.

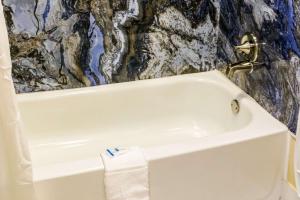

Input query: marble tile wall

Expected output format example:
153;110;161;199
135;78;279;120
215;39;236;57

2;0;300;133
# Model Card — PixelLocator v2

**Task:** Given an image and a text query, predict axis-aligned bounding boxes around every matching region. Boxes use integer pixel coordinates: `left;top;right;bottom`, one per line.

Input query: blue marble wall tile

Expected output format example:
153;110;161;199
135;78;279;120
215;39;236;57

2;0;300;133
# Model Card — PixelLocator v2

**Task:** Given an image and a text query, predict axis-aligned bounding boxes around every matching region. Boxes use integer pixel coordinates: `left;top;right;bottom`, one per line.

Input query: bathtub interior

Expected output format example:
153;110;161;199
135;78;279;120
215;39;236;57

18;76;252;166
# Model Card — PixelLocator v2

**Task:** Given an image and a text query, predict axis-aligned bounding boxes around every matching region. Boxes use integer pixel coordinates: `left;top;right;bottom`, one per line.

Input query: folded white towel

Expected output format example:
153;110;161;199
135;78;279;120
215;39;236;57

101;147;150;200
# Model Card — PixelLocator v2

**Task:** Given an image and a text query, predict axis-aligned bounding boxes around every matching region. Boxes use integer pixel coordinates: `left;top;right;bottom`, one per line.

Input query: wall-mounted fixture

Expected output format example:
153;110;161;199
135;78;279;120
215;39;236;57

225;33;265;78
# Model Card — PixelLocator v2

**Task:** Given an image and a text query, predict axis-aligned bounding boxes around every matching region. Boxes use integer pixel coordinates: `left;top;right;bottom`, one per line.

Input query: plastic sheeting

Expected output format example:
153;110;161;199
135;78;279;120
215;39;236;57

0;2;36;200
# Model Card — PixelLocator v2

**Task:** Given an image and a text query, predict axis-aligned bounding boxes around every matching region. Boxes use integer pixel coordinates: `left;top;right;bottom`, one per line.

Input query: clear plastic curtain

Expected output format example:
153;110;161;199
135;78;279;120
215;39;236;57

0;2;36;200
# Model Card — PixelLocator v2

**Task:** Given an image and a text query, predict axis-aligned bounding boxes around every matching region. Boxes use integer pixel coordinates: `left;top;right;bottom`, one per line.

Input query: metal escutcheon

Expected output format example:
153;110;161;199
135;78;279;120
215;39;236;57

231;99;240;114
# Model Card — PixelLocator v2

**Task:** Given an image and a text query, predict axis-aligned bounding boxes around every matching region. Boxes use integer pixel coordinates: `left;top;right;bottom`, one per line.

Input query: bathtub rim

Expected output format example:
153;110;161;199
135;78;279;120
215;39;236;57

32;126;288;182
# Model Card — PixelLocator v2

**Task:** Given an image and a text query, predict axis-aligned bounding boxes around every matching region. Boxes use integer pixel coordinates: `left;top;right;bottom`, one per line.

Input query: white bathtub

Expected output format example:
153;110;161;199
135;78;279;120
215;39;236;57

18;70;289;200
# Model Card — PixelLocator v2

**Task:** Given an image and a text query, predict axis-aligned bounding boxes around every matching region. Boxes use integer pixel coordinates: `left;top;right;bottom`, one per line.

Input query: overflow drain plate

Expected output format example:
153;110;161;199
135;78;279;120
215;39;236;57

231;99;240;114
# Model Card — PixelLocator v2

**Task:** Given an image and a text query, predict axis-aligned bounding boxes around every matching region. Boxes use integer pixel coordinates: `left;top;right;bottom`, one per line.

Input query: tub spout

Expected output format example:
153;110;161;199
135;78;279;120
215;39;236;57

225;33;264;78
225;61;263;78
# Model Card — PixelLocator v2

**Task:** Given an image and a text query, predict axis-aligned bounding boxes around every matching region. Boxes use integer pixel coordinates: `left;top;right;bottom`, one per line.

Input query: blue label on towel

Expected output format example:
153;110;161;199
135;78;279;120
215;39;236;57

106;148;120;157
